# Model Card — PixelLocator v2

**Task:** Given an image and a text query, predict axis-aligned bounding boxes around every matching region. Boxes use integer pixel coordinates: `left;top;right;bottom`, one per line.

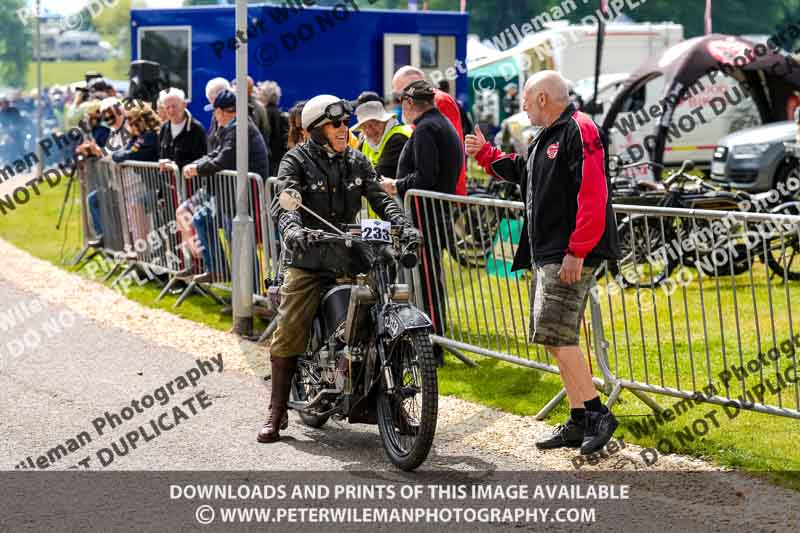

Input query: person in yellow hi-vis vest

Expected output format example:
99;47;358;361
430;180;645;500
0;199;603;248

352;92;412;180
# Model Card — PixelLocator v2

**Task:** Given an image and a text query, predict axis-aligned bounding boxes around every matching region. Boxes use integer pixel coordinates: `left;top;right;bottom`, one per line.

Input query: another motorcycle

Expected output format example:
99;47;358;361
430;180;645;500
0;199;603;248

278;190;439;471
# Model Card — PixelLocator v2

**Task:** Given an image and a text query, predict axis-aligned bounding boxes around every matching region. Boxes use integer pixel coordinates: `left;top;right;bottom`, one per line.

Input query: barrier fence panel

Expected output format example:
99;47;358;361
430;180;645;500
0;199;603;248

92;158;129;257
402;190;606;383
597;205;800;419
403;190;800;420
77;159;272;310
264;177;282;285
115;161;184;279
181;170;268;304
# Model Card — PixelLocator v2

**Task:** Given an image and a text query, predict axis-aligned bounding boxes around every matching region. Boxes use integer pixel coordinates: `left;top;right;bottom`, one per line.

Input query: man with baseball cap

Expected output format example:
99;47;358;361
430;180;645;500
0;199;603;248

392;66;467;196
379;80;463;367
352;91;412;179
180;89;269;280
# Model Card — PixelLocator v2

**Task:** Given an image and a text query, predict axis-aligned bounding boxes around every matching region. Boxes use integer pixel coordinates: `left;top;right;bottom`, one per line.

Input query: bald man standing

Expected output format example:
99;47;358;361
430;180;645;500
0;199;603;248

392;66;467;196
466;71;621;455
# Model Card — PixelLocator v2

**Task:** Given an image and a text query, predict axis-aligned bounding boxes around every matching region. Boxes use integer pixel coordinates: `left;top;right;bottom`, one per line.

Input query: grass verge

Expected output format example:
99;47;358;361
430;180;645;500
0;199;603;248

0;179;798;490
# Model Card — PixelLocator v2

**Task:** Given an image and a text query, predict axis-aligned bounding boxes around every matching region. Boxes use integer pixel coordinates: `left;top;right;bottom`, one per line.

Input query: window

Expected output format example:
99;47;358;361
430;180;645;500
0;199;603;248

139;27;191;101
394;44;412;73
420;36;438;68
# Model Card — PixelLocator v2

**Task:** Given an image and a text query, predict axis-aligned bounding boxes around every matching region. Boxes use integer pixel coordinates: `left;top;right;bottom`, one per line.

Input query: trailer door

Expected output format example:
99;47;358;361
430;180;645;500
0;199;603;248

383;34;421;97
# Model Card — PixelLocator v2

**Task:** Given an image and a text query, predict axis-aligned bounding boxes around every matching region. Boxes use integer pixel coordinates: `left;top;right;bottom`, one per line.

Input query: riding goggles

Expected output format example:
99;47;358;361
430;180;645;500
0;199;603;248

308;100;354;130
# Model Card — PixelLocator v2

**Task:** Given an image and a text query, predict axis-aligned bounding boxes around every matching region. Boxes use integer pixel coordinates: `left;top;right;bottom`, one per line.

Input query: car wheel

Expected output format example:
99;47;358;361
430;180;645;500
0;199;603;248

774;160;800;201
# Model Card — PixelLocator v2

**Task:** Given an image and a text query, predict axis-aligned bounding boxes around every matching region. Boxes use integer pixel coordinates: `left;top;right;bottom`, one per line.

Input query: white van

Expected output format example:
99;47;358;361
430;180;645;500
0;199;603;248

608;72;761;178
57;31;109;62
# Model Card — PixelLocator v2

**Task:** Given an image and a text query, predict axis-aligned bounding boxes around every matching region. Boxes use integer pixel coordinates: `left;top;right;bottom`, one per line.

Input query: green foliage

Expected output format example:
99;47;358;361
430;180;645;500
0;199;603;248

0;0;33;88
365;0;800;42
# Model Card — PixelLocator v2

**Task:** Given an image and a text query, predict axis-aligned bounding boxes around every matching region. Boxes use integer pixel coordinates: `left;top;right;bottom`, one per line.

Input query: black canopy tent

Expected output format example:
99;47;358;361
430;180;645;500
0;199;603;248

601;34;800;174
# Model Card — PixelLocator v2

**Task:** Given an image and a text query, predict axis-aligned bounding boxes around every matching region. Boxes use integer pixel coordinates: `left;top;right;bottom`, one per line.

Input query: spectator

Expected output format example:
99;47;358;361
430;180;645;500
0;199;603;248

74;101;110;244
112;101;162;249
158;87;208;277
204;77;231;152
466;71;621;456
256;80;289;176
112;101;160;163
392;66;467;196
156;90;169;123
102;97;129;152
182;90;269;280
84;97;129;245
158;88;207;170
287;100;308;149
352;91;411;179
232;76;271;165
379;80;462;368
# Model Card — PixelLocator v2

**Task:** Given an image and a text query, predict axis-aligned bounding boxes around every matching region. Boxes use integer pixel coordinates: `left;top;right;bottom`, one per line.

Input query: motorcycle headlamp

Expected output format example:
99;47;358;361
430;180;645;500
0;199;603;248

308;100;353;130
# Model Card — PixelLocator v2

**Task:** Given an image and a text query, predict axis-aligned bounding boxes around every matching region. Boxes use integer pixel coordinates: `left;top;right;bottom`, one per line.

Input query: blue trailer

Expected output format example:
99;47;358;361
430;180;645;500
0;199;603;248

130;2;469;126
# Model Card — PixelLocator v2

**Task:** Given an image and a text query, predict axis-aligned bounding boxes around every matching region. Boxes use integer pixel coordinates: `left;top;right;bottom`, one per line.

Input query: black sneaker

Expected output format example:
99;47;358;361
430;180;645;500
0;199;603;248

535;419;584;449
581;410;619;455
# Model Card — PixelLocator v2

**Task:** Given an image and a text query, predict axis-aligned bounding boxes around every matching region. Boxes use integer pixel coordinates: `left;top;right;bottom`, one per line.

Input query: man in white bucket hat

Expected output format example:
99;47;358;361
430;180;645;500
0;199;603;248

352;91;412;179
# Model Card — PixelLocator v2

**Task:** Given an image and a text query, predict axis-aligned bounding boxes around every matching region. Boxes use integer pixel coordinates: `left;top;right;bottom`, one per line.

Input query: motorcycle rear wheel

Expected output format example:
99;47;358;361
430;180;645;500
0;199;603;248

376;330;438;471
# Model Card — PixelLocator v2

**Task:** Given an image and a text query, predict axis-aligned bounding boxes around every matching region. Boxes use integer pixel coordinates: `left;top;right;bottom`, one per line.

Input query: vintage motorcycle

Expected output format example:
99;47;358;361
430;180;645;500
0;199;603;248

278;190;439;471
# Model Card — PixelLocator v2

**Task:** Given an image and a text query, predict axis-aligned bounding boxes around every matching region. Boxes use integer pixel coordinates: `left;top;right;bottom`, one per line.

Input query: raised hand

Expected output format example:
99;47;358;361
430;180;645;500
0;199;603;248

465;125;487;158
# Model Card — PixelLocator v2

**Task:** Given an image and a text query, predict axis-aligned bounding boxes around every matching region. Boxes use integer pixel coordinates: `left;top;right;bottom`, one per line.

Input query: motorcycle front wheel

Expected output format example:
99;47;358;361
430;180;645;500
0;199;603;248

376;330;438;471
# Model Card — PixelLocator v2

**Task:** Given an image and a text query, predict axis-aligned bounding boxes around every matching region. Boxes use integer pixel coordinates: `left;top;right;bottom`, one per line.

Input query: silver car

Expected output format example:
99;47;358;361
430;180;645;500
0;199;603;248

710;121;797;192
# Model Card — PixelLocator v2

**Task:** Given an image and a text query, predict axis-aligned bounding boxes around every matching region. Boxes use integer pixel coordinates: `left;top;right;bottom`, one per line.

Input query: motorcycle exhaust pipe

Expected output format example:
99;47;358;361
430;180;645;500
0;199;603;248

288;387;341;411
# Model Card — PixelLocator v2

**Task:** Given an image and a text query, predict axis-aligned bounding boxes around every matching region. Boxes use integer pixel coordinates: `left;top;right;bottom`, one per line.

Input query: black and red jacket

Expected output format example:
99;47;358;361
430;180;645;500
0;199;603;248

475;103;619;271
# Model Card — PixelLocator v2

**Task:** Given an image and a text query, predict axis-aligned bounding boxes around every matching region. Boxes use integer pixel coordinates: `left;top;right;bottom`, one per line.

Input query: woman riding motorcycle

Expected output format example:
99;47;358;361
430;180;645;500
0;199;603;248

259;94;417;444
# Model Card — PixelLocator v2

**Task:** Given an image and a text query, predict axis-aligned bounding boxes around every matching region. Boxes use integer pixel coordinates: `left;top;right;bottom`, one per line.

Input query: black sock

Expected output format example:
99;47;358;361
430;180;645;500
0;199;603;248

584;397;608;413
570;408;586;424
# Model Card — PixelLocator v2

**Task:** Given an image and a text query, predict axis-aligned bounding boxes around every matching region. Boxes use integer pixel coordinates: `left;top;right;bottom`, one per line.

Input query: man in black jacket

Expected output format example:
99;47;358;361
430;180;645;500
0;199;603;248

258;93;415;444
160;88;208;277
158;88;207;170
380;80;463;367
182;90;269;279
466;71;620;456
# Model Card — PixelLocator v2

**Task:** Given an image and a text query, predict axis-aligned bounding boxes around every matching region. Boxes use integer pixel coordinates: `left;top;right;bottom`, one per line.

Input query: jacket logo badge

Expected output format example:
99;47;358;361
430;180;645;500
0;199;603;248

546;142;559;159
354;178;362;186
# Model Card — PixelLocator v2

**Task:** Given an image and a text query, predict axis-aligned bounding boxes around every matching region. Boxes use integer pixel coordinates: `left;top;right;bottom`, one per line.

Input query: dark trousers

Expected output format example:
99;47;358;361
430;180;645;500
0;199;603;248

411;197;450;361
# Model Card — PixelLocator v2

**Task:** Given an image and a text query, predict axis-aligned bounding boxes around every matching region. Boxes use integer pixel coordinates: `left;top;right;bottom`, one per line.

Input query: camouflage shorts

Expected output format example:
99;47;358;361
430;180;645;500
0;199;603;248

529;263;595;347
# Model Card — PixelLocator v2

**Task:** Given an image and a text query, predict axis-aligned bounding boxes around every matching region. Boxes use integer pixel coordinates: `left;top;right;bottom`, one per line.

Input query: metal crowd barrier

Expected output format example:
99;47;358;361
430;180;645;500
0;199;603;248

110;160;185;288
175;169;269;306
597;204;800;419
77;158;274;310
403;189;800;421
402;190;615;419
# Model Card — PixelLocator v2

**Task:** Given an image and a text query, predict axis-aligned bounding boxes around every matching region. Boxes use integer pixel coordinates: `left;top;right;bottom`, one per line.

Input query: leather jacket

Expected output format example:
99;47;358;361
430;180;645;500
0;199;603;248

275;139;407;274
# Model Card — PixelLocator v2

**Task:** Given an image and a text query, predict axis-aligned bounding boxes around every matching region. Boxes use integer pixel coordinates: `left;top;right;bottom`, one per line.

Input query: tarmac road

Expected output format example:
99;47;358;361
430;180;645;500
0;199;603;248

1;269;799;532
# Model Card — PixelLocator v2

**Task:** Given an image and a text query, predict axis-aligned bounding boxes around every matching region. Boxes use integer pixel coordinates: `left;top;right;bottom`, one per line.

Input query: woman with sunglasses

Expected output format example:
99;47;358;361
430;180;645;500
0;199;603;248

258;94;418;444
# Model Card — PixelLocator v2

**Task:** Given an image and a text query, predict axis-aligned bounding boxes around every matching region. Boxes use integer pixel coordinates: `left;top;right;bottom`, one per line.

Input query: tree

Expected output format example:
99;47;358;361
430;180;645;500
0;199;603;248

0;0;32;88
363;0;797;41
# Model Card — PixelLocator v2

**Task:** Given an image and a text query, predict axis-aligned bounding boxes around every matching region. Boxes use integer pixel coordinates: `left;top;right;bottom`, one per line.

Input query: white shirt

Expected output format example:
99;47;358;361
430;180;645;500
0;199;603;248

170;118;187;139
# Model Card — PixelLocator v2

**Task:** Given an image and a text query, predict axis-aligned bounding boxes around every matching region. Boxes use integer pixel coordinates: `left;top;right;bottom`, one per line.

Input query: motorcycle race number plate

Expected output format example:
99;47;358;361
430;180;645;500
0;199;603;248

360;219;391;242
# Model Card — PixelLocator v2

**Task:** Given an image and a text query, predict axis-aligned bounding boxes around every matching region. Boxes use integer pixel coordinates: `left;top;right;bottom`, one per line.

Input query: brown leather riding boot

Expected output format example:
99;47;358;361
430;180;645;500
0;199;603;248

257;357;298;443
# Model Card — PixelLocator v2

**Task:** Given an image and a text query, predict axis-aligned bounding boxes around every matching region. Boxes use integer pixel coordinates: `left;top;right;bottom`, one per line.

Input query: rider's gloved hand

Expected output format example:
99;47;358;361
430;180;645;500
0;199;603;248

283;226;309;253
402;225;422;244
